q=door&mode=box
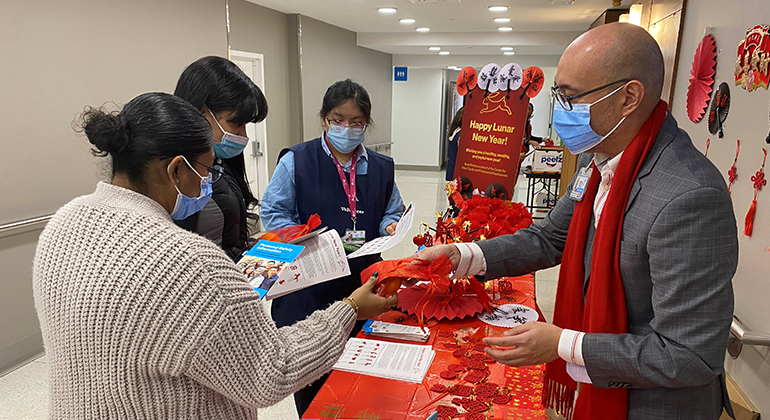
[229,50,269,200]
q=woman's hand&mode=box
[529,140,541,149]
[348,274,399,320]
[386,222,398,235]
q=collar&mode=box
[594,151,623,177]
[321,132,368,170]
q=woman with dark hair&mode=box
[260,79,405,415]
[446,107,463,181]
[174,56,267,260]
[33,92,402,419]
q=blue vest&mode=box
[271,138,395,328]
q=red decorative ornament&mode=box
[735,25,770,92]
[728,140,741,193]
[745,148,767,236]
[412,234,427,246]
[705,138,711,157]
[688,34,717,123]
[457,66,478,96]
[258,213,321,243]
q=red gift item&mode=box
[475,383,499,397]
[440,370,458,380]
[466,413,488,420]
[436,405,458,419]
[451,397,464,405]
[464,371,487,384]
[258,213,321,243]
[448,364,465,372]
[482,357,496,364]
[475,394,494,403]
[492,393,512,405]
[452,348,467,358]
[469,360,488,371]
[450,384,473,397]
[462,400,490,413]
[443,343,461,349]
[469,353,487,361]
[460,358,473,368]
[430,383,448,393]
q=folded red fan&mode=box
[258,213,322,243]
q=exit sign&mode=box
[394,67,408,81]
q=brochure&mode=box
[347,203,414,259]
[236,240,304,299]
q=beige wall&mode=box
[670,0,770,413]
[0,0,226,373]
[229,0,292,175]
[293,16,393,145]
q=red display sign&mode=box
[453,88,530,200]
[735,24,770,92]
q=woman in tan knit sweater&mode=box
[33,92,400,419]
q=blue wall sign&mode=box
[394,67,408,81]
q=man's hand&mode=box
[482,322,563,367]
[415,244,460,271]
[386,222,398,235]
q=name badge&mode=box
[342,229,366,252]
[569,167,592,201]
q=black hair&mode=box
[448,107,464,135]
[319,79,373,124]
[79,92,212,191]
[174,56,268,221]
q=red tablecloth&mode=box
[303,275,548,420]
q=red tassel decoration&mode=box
[728,140,740,194]
[745,148,767,236]
[705,138,711,157]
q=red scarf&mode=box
[544,101,668,420]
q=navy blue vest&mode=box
[271,138,396,328]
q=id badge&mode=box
[569,167,592,201]
[343,229,366,252]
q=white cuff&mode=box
[453,242,487,278]
[557,329,586,366]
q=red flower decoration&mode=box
[752,170,767,190]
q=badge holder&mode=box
[569,166,592,201]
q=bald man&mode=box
[419,23,737,420]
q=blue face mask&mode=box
[168,156,213,220]
[210,109,249,159]
[326,127,365,154]
[552,85,627,155]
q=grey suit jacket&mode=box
[477,114,738,420]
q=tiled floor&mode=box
[0,169,560,420]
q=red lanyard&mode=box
[327,138,358,227]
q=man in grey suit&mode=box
[420,23,737,419]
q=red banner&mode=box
[454,87,530,200]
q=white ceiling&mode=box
[246,0,631,59]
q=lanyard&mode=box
[327,138,358,228]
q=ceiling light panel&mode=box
[488,6,509,12]
[378,7,397,14]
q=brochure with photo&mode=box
[236,241,305,299]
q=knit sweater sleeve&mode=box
[186,255,356,409]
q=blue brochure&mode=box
[235,240,305,299]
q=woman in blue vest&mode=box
[260,79,405,416]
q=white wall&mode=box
[670,0,770,413]
[391,68,444,167]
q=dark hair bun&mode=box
[79,107,130,157]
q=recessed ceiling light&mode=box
[504,51,516,55]
[416,27,431,32]
[498,26,513,32]
[429,46,441,51]
[551,0,575,4]
[447,66,459,70]
[494,18,511,23]
[439,51,450,55]
[500,47,513,51]
[399,18,416,24]
[488,6,509,12]
[378,7,397,14]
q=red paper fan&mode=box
[457,66,478,96]
[687,34,717,123]
[397,283,484,320]
[520,66,545,99]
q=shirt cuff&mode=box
[453,242,487,278]
[557,329,586,366]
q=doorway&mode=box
[229,50,269,200]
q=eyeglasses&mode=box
[193,160,225,183]
[326,118,368,135]
[551,79,631,111]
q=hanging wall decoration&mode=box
[705,138,711,157]
[766,100,770,144]
[687,34,717,123]
[728,140,741,193]
[735,25,770,92]
[456,66,478,97]
[708,82,731,138]
[745,148,767,237]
